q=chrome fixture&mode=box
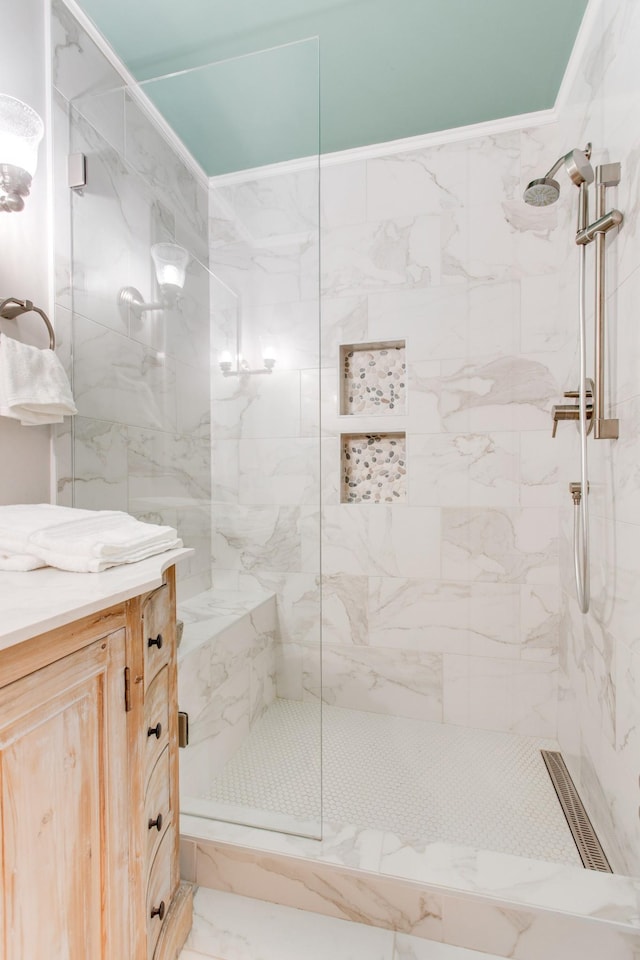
[218,346,277,377]
[522,145,594,209]
[551,380,594,437]
[524,144,623,614]
[0,94,44,212]
[0,297,55,349]
[119,243,189,318]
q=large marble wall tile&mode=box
[321,296,368,366]
[322,505,441,578]
[51,0,123,102]
[194,841,443,940]
[164,254,212,370]
[212,369,301,440]
[368,287,468,362]
[443,655,557,737]
[73,314,178,431]
[212,438,239,504]
[519,585,560,663]
[52,89,72,311]
[436,354,559,433]
[70,110,150,337]
[520,272,579,355]
[467,281,520,359]
[322,574,369,646]
[321,160,367,228]
[72,417,128,511]
[368,579,470,655]
[211,170,319,245]
[176,360,210,438]
[303,367,339,437]
[124,93,206,241]
[469,129,521,199]
[240,298,320,372]
[519,431,560,508]
[442,507,558,585]
[366,144,468,221]
[405,361,443,435]
[127,426,210,506]
[409,432,519,508]
[321,216,442,298]
[210,234,315,308]
[306,644,442,720]
[213,505,302,573]
[237,571,321,645]
[238,438,320,506]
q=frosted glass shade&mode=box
[0,94,44,177]
[151,243,189,290]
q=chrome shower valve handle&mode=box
[551,382,594,437]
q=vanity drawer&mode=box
[144,666,169,786]
[144,747,171,869]
[142,582,171,688]
[146,826,174,960]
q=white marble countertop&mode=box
[0,547,193,653]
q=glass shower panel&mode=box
[138,39,322,838]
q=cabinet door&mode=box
[0,630,129,960]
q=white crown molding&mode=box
[209,108,560,187]
[58,0,208,188]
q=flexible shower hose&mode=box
[574,242,590,614]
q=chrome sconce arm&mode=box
[219,356,276,377]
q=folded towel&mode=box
[0,551,46,571]
[0,333,77,426]
[0,504,182,573]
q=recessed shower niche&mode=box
[340,340,406,416]
[340,340,407,503]
[341,432,407,503]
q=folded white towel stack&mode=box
[0,333,78,425]
[0,504,183,573]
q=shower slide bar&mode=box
[575,162,623,440]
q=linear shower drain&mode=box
[541,750,612,872]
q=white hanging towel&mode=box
[0,333,77,425]
[0,504,183,573]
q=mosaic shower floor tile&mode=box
[201,699,581,867]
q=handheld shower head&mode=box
[523,145,594,206]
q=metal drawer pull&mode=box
[148,813,163,832]
[148,633,163,649]
[150,901,165,921]
[147,723,162,739]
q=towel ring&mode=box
[0,298,55,350]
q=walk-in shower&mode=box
[524,145,623,614]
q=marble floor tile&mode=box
[185,887,395,960]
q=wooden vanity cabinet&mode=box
[0,564,192,960]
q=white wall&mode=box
[0,0,53,504]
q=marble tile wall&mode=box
[551,0,640,878]
[51,0,211,598]
[178,591,277,798]
[210,113,566,734]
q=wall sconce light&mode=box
[218,345,277,377]
[0,94,44,213]
[119,243,189,318]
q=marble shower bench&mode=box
[177,588,277,811]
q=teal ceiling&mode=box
[76,0,589,176]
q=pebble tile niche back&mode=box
[340,341,407,504]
